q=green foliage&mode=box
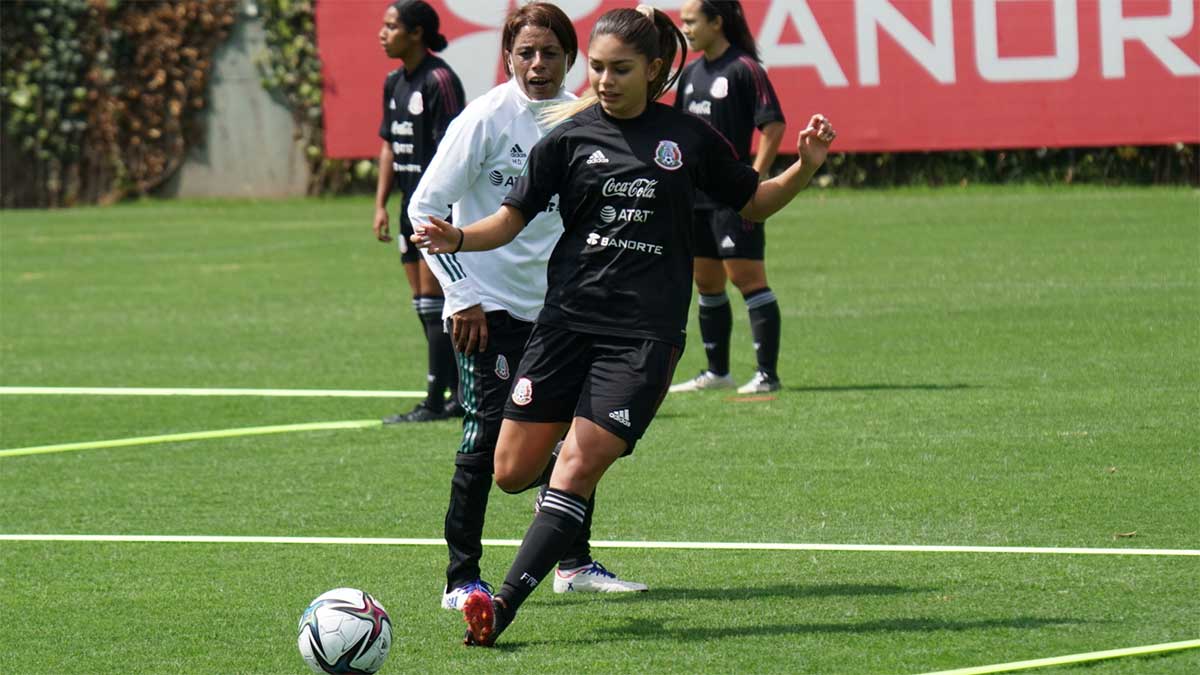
[0,0,237,207]
[822,145,1199,187]
[257,0,372,194]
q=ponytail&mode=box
[699,0,759,62]
[637,5,687,102]
[391,0,448,52]
[539,6,688,128]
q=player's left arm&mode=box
[427,67,465,145]
[752,121,785,179]
[745,59,787,179]
[740,114,836,223]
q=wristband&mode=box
[449,227,465,254]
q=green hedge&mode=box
[0,0,237,207]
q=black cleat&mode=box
[383,402,447,424]
[443,397,465,418]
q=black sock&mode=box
[444,465,492,589]
[744,287,781,379]
[496,488,588,617]
[558,491,594,570]
[418,296,452,410]
[698,291,732,376]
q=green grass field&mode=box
[1,187,1197,674]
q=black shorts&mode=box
[502,323,682,453]
[454,311,534,470]
[396,206,420,264]
[692,207,765,260]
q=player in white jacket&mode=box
[408,2,646,612]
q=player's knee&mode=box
[493,459,536,493]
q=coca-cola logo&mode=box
[601,178,657,199]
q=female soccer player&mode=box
[670,0,789,395]
[373,0,465,423]
[407,1,645,612]
[412,5,836,646]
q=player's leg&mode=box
[466,418,627,646]
[725,218,781,393]
[415,257,457,413]
[465,337,677,645]
[441,313,532,610]
[384,207,448,422]
[670,210,735,392]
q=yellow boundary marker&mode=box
[0,420,382,458]
[0,386,424,398]
[915,638,1200,674]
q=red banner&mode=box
[317,0,1200,158]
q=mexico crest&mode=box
[654,140,683,171]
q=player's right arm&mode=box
[374,141,395,242]
[413,206,527,254]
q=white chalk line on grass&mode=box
[1,534,1196,556]
[0,386,425,398]
[914,638,1200,675]
[0,420,382,458]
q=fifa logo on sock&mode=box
[520,573,539,588]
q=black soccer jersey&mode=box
[674,47,785,163]
[502,102,759,347]
[378,54,465,200]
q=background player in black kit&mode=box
[412,5,836,647]
[373,0,465,423]
[671,0,789,395]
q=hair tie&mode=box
[635,4,655,20]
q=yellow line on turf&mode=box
[0,420,382,458]
[915,638,1200,675]
[0,386,425,398]
[0,535,1196,556]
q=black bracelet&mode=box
[449,227,465,254]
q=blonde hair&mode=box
[538,5,687,128]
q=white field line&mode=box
[1,534,1197,556]
[0,386,424,398]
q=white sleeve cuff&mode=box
[442,276,484,317]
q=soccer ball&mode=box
[297,588,392,674]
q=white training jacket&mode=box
[408,78,573,322]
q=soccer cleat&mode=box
[382,401,446,424]
[462,590,508,647]
[553,561,648,593]
[441,579,493,611]
[668,370,736,393]
[443,397,466,418]
[737,371,782,394]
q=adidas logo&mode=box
[720,235,736,250]
[586,149,609,165]
[608,408,631,427]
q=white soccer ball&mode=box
[297,588,392,674]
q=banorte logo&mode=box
[438,0,603,100]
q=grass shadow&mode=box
[542,582,926,605]
[789,383,976,393]
[510,615,1087,648]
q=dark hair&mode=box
[698,0,759,62]
[591,6,687,102]
[501,2,578,76]
[390,0,448,52]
